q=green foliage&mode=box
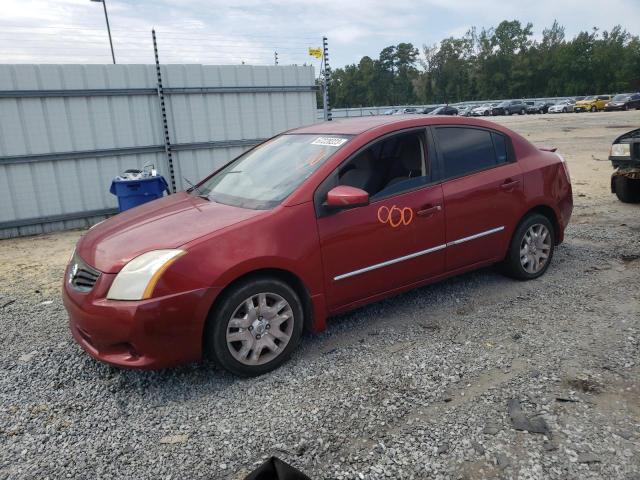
[326,21,640,108]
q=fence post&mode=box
[322,36,332,121]
[152,29,176,193]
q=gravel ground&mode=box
[1,111,639,479]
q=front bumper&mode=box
[604,104,625,111]
[574,105,595,112]
[63,268,220,369]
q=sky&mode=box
[1,0,639,68]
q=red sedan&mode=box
[63,116,573,376]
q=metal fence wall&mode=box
[0,64,318,239]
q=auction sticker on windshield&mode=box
[311,137,348,147]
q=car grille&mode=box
[68,254,101,292]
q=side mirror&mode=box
[325,185,369,209]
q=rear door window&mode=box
[435,127,510,179]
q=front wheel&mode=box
[562,108,567,113]
[502,214,555,280]
[614,176,640,203]
[591,106,597,112]
[520,109,525,115]
[205,277,304,376]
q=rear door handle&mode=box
[417,205,442,217]
[500,179,520,190]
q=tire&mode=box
[502,213,555,280]
[614,176,640,203]
[624,104,629,111]
[591,106,597,112]
[204,277,304,376]
[520,109,525,115]
[562,108,567,113]
[483,111,489,116]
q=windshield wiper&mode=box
[184,177,209,200]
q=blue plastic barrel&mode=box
[109,175,169,212]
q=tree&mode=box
[327,21,640,108]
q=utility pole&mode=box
[274,51,278,66]
[322,36,332,121]
[90,0,116,64]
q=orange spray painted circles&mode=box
[377,205,413,227]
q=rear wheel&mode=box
[205,277,304,376]
[614,176,640,203]
[502,214,555,280]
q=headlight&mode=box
[610,143,631,157]
[107,249,185,300]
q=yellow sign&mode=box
[308,47,323,59]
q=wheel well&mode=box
[522,205,560,244]
[206,268,314,335]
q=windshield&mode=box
[613,94,630,101]
[198,134,350,209]
[583,96,596,100]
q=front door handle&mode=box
[417,205,442,217]
[500,179,520,191]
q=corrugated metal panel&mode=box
[0,64,318,238]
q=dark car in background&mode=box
[526,102,547,114]
[610,128,640,203]
[604,93,640,111]
[419,106,439,114]
[394,107,419,115]
[428,105,458,116]
[492,100,526,115]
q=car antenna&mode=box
[184,177,209,199]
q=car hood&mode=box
[576,100,594,104]
[77,192,266,273]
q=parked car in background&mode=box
[382,109,397,115]
[604,93,640,111]
[457,104,479,116]
[394,107,419,115]
[609,127,640,203]
[492,100,526,115]
[419,106,439,114]
[428,105,458,116]
[575,95,612,112]
[526,102,547,114]
[470,103,496,116]
[548,99,575,114]
[63,115,573,376]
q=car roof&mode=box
[289,115,498,136]
[289,116,420,135]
